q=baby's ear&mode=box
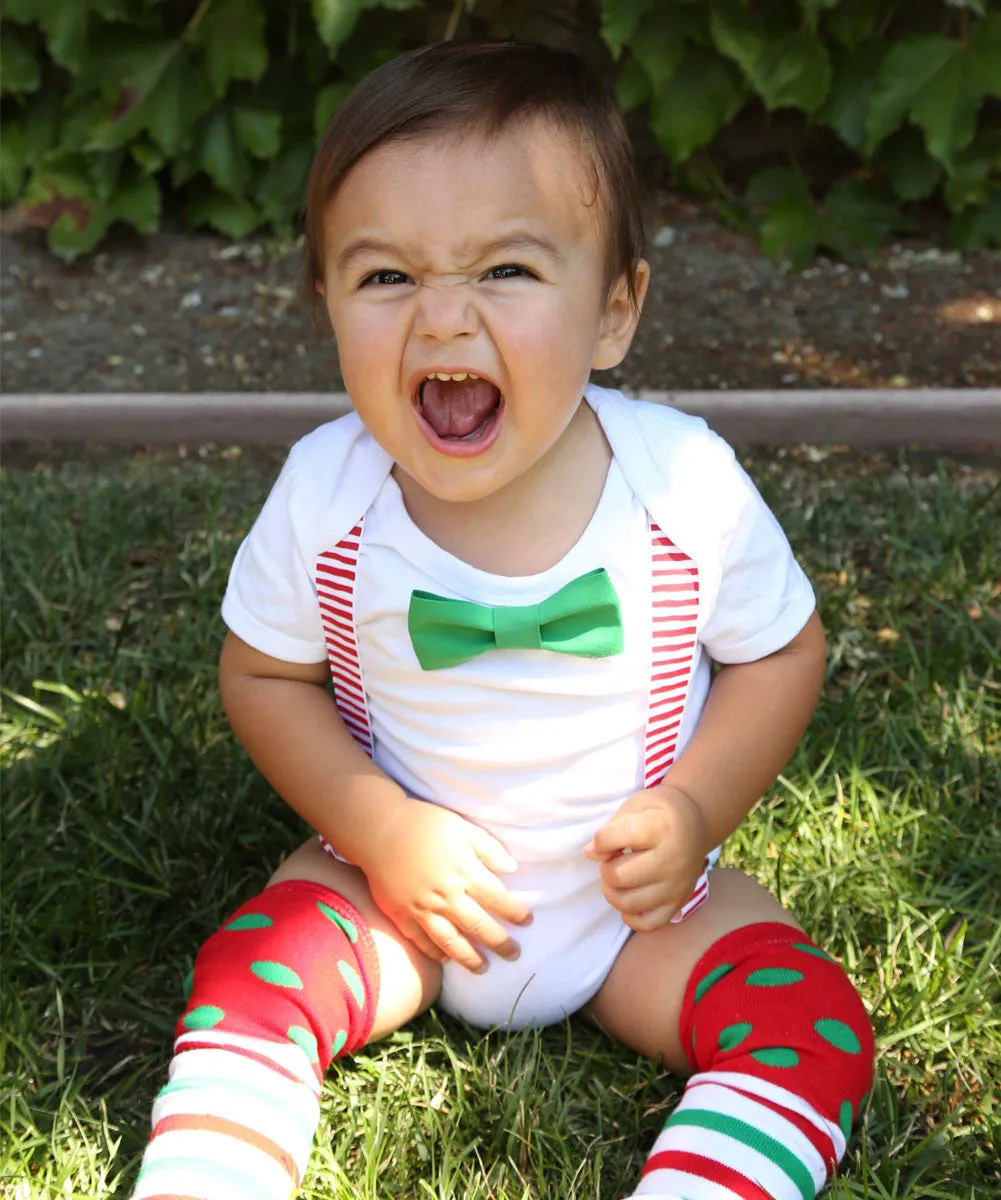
[592,259,650,371]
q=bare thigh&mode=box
[268,838,442,1042]
[588,868,801,1075]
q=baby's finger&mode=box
[402,920,448,964]
[421,912,486,974]
[600,847,660,891]
[590,813,657,858]
[468,871,533,926]
[451,896,521,962]
[622,903,678,933]
[467,823,519,875]
[603,881,671,917]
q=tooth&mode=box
[451,372,468,381]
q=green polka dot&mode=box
[250,960,303,989]
[750,1046,799,1068]
[718,1022,753,1051]
[746,967,804,987]
[792,942,834,962]
[815,1018,862,1054]
[182,1005,225,1030]
[224,913,274,931]
[839,1099,854,1139]
[338,960,366,1009]
[331,1029,348,1057]
[286,1025,319,1063]
[694,963,734,1003]
[317,901,358,943]
[182,968,194,1000]
[859,1090,869,1111]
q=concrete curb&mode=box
[2,389,1000,447]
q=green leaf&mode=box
[20,161,109,260]
[944,131,1001,212]
[615,56,653,115]
[753,32,831,113]
[746,166,810,209]
[967,12,1001,99]
[759,192,821,266]
[650,47,744,166]
[199,107,248,195]
[234,106,281,160]
[194,0,268,98]
[255,142,312,225]
[825,0,878,48]
[910,54,981,168]
[630,6,690,89]
[0,121,26,206]
[865,36,962,155]
[822,179,904,254]
[187,185,262,239]
[797,0,839,32]
[601,0,659,58]
[1,25,41,94]
[710,0,768,79]
[22,88,61,167]
[142,50,214,157]
[949,189,1001,248]
[130,137,167,175]
[817,40,885,151]
[38,2,89,73]
[314,80,352,137]
[113,166,160,232]
[311,0,366,54]
[876,127,940,201]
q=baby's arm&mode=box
[587,611,827,929]
[219,631,531,970]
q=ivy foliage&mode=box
[1,0,999,261]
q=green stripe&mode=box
[338,959,366,1009]
[666,1109,815,1200]
[136,1156,280,1200]
[317,900,358,942]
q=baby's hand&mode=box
[583,786,710,932]
[361,798,532,973]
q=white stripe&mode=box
[174,1030,320,1091]
[132,1161,266,1200]
[647,1124,803,1200]
[630,1166,745,1200]
[676,1082,827,1188]
[690,1071,846,1161]
[142,1127,294,1197]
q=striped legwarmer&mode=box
[631,922,874,1199]
[132,880,379,1200]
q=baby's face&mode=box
[319,118,647,503]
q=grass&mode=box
[1,442,999,1199]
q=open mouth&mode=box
[414,372,504,457]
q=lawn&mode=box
[1,442,998,1199]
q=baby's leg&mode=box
[589,869,874,1200]
[132,839,441,1200]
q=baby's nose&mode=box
[414,279,479,341]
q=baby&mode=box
[132,40,874,1200]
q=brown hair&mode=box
[304,40,646,315]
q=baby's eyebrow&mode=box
[335,233,565,277]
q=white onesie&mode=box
[221,385,816,1029]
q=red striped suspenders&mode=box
[315,521,374,756]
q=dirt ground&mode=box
[2,192,999,395]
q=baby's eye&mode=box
[484,264,536,280]
[360,269,411,287]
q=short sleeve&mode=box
[221,445,327,663]
[697,446,815,665]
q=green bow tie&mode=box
[407,567,623,671]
